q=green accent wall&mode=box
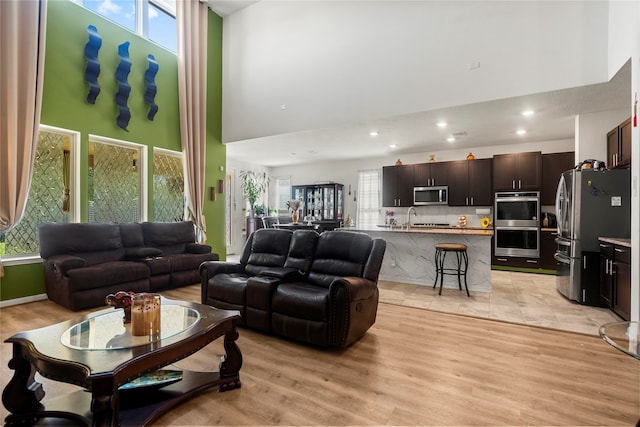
[1,1,225,302]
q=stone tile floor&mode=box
[378,270,622,336]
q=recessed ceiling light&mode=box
[437,121,447,128]
[369,131,379,137]
[389,144,397,148]
[516,129,527,135]
[521,110,534,116]
[447,137,455,142]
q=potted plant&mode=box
[239,170,269,217]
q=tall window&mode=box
[88,135,147,223]
[275,177,291,213]
[152,148,184,222]
[0,126,79,258]
[78,0,177,52]
[356,169,381,229]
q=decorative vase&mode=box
[292,210,299,224]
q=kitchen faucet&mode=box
[406,206,417,229]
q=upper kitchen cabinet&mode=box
[492,151,542,191]
[414,162,449,187]
[448,158,493,206]
[607,117,631,169]
[382,165,414,207]
[541,152,574,205]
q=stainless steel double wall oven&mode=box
[494,191,540,258]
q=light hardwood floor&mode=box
[1,283,638,426]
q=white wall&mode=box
[607,0,640,322]
[223,1,609,143]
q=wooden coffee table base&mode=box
[3,301,242,427]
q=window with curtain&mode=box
[0,126,79,258]
[152,148,184,222]
[88,136,147,223]
[356,169,381,229]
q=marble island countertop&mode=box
[344,225,493,236]
[350,225,492,292]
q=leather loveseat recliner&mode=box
[200,228,386,347]
[38,221,218,311]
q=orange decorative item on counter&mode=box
[466,152,475,160]
[395,159,402,165]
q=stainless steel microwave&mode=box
[413,186,448,205]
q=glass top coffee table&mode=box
[3,297,242,427]
[599,321,640,360]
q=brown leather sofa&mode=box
[200,228,386,347]
[38,221,218,311]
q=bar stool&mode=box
[433,243,469,296]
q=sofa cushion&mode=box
[245,229,292,276]
[307,231,373,288]
[208,273,249,305]
[272,282,329,321]
[168,253,218,272]
[142,221,196,254]
[67,261,149,291]
[119,222,145,247]
[284,230,319,273]
[38,222,124,264]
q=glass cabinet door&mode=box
[323,187,335,220]
[337,186,343,220]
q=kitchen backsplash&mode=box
[381,205,493,227]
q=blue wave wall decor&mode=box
[84,25,102,104]
[144,54,159,120]
[115,41,132,131]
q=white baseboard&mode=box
[0,293,48,308]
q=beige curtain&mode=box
[176,0,208,243]
[0,0,48,277]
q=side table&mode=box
[599,321,639,427]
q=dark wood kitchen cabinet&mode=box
[599,239,631,320]
[448,158,493,206]
[414,162,449,187]
[383,165,414,207]
[607,117,631,169]
[541,152,574,205]
[540,229,557,270]
[493,151,542,191]
[599,241,614,308]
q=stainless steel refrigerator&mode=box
[555,168,631,305]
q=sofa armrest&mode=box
[330,276,378,301]
[46,255,87,276]
[125,247,162,260]
[199,261,243,281]
[259,267,304,280]
[186,243,212,254]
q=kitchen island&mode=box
[347,226,493,293]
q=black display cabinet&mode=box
[291,183,344,232]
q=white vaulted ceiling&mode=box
[209,1,630,167]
